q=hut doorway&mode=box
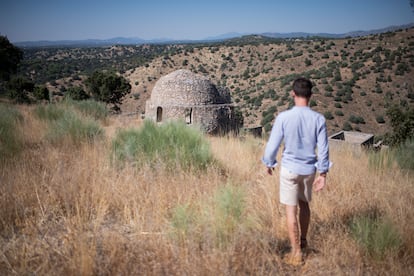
[185,108,193,124]
[156,107,163,122]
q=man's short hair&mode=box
[293,77,313,98]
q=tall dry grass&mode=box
[1,105,413,275]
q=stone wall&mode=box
[145,69,241,135]
[145,101,239,134]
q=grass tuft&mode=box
[170,204,197,242]
[0,103,24,159]
[349,214,403,260]
[393,139,414,171]
[168,183,248,249]
[34,104,66,121]
[212,183,246,247]
[369,140,414,172]
[111,120,214,171]
[65,99,109,122]
[34,103,104,145]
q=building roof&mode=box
[329,131,374,144]
[150,69,230,107]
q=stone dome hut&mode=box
[145,69,241,134]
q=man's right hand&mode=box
[267,167,274,175]
[313,175,326,192]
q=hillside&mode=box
[21,27,414,136]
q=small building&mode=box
[145,69,241,135]
[244,126,263,138]
[329,131,375,150]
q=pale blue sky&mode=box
[1,0,413,42]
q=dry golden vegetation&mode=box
[1,103,413,275]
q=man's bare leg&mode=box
[299,200,310,249]
[285,204,302,264]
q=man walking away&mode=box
[262,77,330,266]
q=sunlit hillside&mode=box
[1,103,413,275]
[21,27,414,136]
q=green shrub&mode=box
[393,139,414,171]
[261,112,275,128]
[324,111,334,120]
[168,183,251,249]
[35,104,103,145]
[343,122,353,131]
[335,110,344,116]
[65,86,89,101]
[368,150,395,171]
[213,184,246,246]
[67,99,108,121]
[170,204,196,241]
[34,104,66,121]
[47,111,103,145]
[375,115,385,124]
[349,115,365,124]
[0,104,23,159]
[111,120,213,171]
[349,214,402,260]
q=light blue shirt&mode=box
[262,106,330,175]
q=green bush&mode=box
[349,214,402,260]
[349,115,365,124]
[261,112,275,128]
[324,111,334,120]
[393,139,414,171]
[168,183,251,249]
[111,120,214,171]
[66,99,108,121]
[385,105,414,146]
[213,184,246,246]
[368,150,395,171]
[375,115,385,124]
[47,111,103,145]
[65,86,89,101]
[335,110,344,116]
[170,204,196,241]
[34,104,66,121]
[34,104,103,145]
[343,122,353,131]
[0,104,23,159]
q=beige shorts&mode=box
[280,167,316,206]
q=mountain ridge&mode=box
[14,23,414,47]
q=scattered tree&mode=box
[85,71,131,112]
[385,105,414,146]
[66,86,89,101]
[33,85,50,102]
[6,76,34,103]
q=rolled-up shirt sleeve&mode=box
[262,116,283,168]
[316,118,330,173]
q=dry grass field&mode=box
[1,104,413,275]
